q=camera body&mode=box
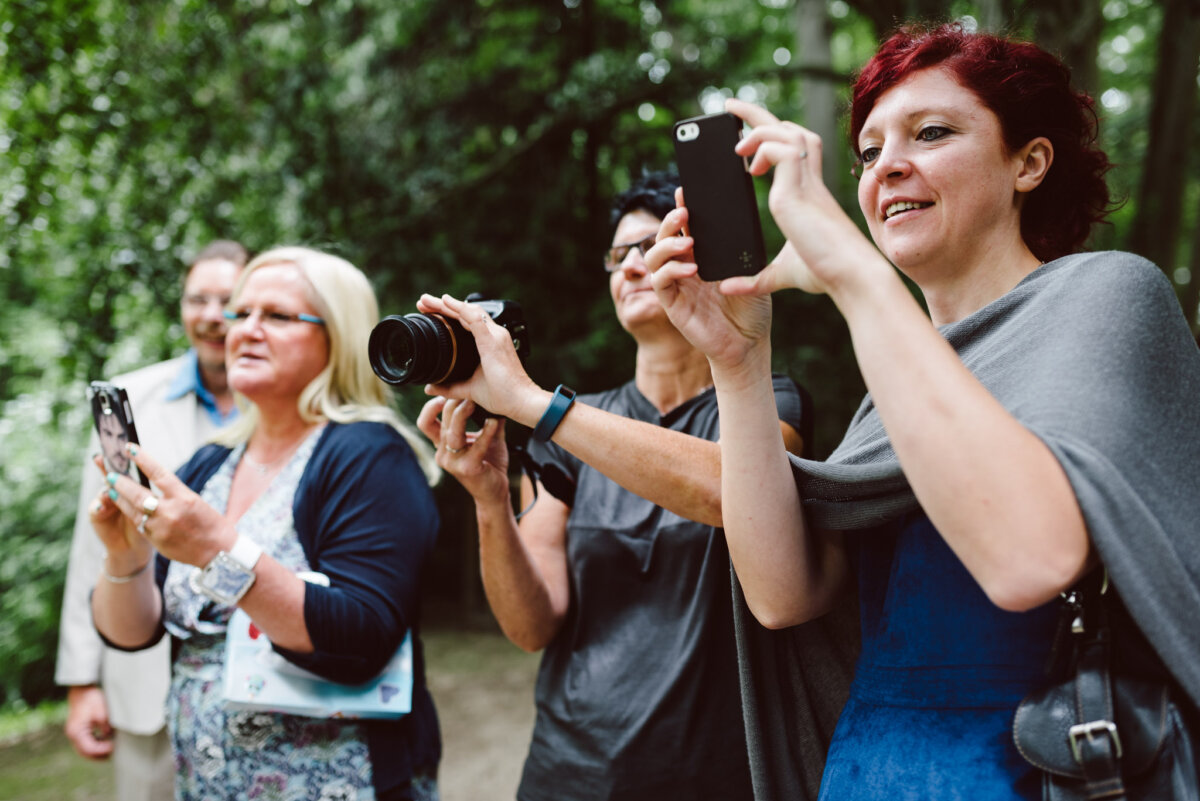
[368,294,530,387]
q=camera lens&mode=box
[368,313,480,386]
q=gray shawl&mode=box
[736,251,1200,801]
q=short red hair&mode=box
[850,23,1113,262]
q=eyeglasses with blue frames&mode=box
[222,308,326,328]
[604,233,658,272]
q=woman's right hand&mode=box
[416,397,512,508]
[416,294,544,424]
[644,190,773,375]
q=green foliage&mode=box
[0,361,87,709]
[0,700,67,747]
[0,0,1192,710]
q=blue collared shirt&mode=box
[165,349,239,427]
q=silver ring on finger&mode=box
[446,445,465,454]
[798,150,808,159]
[137,513,150,534]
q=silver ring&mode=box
[137,513,149,534]
[446,445,465,454]
[140,495,159,515]
[798,150,808,159]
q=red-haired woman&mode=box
[648,22,1200,800]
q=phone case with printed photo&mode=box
[88,381,150,488]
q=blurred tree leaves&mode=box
[1,0,1196,708]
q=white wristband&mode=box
[227,535,263,572]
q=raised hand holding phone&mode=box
[643,190,773,377]
[724,98,883,298]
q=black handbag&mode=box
[1012,570,1199,800]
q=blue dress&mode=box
[818,513,1059,801]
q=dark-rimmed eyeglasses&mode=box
[222,308,326,328]
[604,234,658,272]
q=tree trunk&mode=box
[795,0,845,197]
[973,0,1009,31]
[1177,196,1200,333]
[1029,0,1103,97]
[1126,0,1200,280]
[848,0,958,39]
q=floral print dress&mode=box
[162,430,376,801]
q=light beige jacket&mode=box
[55,355,228,734]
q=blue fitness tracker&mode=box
[532,384,577,442]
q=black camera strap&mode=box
[509,442,541,521]
[508,440,576,520]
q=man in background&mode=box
[55,239,248,801]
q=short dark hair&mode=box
[609,170,681,238]
[850,23,1113,262]
[188,239,250,273]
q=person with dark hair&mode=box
[647,22,1200,801]
[96,408,133,477]
[415,170,818,800]
[57,240,249,801]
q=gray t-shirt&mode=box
[518,376,808,801]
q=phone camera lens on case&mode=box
[676,122,700,142]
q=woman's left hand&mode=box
[104,444,236,568]
[417,397,511,506]
[725,98,890,303]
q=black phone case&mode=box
[88,380,150,488]
[673,112,766,281]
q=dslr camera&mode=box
[368,294,530,387]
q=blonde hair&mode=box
[211,246,439,485]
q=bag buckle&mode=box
[1068,720,1123,763]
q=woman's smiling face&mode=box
[855,66,1029,279]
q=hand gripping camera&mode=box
[368,294,530,387]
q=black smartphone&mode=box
[672,112,767,281]
[88,381,150,488]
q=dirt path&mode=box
[427,627,540,800]
[0,626,541,801]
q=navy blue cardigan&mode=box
[163,421,440,794]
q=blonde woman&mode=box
[91,247,441,801]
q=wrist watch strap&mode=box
[532,384,576,442]
[227,535,263,571]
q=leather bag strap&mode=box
[1069,579,1126,800]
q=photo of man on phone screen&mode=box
[95,408,132,476]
